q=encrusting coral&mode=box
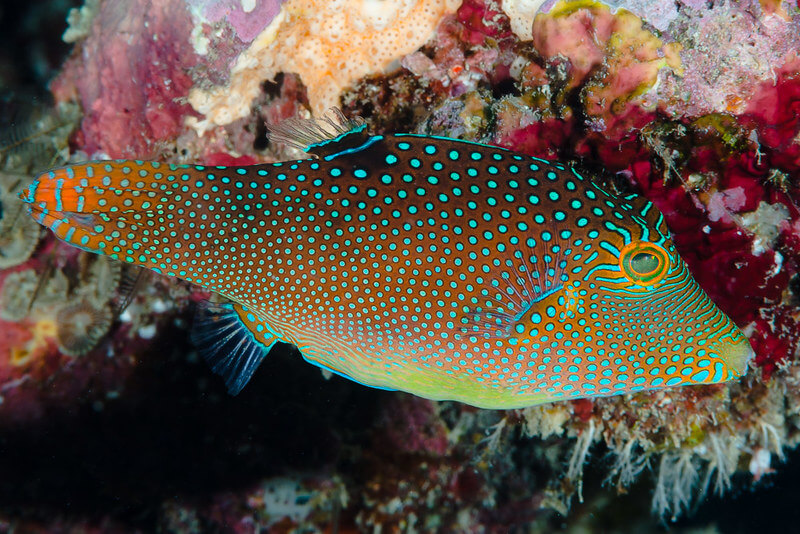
[0,181,40,270]
[55,299,113,356]
[187,0,464,131]
[0,100,78,268]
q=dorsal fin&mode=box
[267,107,375,159]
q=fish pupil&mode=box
[631,252,659,275]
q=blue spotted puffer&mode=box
[20,110,753,408]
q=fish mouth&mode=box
[717,337,755,379]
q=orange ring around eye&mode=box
[619,241,669,286]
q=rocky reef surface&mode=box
[2,0,800,531]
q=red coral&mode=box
[449,467,484,502]
[496,117,577,160]
[750,305,800,378]
[743,56,800,151]
[455,0,515,44]
[779,217,800,257]
[579,109,658,161]
[625,156,787,321]
[571,398,595,422]
[718,154,767,214]
[203,153,259,167]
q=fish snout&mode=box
[716,336,755,380]
[18,182,37,203]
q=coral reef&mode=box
[0,99,74,267]
[187,0,464,131]
[0,96,193,426]
[3,0,800,531]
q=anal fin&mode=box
[191,302,277,395]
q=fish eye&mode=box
[619,241,669,286]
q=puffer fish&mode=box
[20,110,753,409]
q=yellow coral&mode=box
[9,318,57,367]
[188,0,462,132]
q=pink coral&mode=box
[203,153,259,166]
[751,305,800,377]
[659,1,800,117]
[52,0,200,158]
[201,0,285,42]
